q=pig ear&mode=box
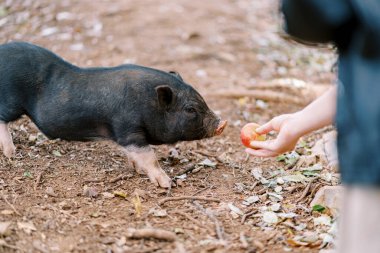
[155,85,173,108]
[169,71,183,81]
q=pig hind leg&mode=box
[124,146,171,188]
[0,122,16,158]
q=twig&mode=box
[192,185,213,196]
[248,181,259,191]
[171,210,214,234]
[158,196,220,205]
[192,150,218,158]
[109,174,132,183]
[124,247,161,253]
[34,162,51,190]
[166,185,172,197]
[241,208,258,224]
[255,187,267,195]
[1,193,21,216]
[173,163,196,178]
[83,179,103,184]
[296,179,316,203]
[126,228,177,241]
[308,183,322,205]
[193,201,224,240]
[0,241,23,251]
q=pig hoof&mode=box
[147,170,172,188]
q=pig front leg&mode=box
[124,146,172,188]
[0,122,16,158]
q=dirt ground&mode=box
[0,0,339,252]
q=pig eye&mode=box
[185,107,196,114]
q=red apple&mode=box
[240,123,266,148]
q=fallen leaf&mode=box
[268,192,283,201]
[17,221,37,234]
[1,210,14,215]
[113,191,127,199]
[278,212,297,219]
[287,238,309,247]
[23,170,33,178]
[0,222,11,235]
[132,194,142,218]
[242,195,259,206]
[52,150,62,157]
[312,204,326,212]
[263,211,278,224]
[149,208,167,217]
[313,215,332,226]
[274,186,283,193]
[251,167,269,184]
[276,151,300,166]
[198,158,217,168]
[228,203,244,216]
[270,203,281,212]
[282,174,308,183]
[299,232,319,243]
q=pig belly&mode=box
[35,120,112,141]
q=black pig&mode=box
[0,42,227,188]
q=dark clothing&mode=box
[282,0,380,185]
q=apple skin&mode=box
[240,123,266,148]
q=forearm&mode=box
[294,85,337,136]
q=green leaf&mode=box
[52,150,62,157]
[276,154,286,162]
[302,170,320,177]
[0,7,8,18]
[312,204,326,212]
[23,170,32,178]
[276,152,300,166]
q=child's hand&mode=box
[245,86,337,157]
[245,113,303,157]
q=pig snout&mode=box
[203,114,227,138]
[215,120,227,136]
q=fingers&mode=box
[245,148,279,157]
[255,121,274,135]
[249,139,275,150]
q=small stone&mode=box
[274,186,283,193]
[277,177,285,185]
[270,203,281,212]
[59,200,72,210]
[83,186,98,198]
[101,192,114,199]
[45,187,58,197]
